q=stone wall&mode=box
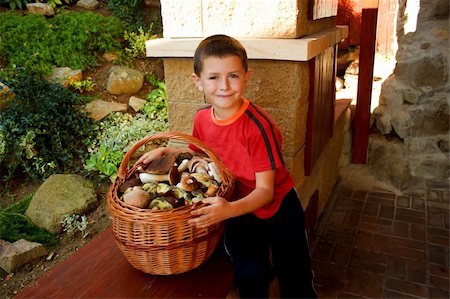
[372,0,449,186]
[165,59,310,193]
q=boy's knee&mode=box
[233,260,274,297]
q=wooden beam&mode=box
[352,8,378,163]
[146,26,348,62]
[16,227,234,298]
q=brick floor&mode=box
[310,179,450,298]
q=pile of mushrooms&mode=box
[120,152,222,210]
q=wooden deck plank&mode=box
[15,227,233,298]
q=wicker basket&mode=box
[107,131,235,275]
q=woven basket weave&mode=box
[107,131,235,275]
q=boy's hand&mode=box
[188,197,231,228]
[135,147,171,165]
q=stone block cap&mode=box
[146,26,348,62]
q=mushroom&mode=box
[168,165,181,186]
[149,197,174,210]
[156,183,171,195]
[177,159,190,172]
[179,175,200,192]
[190,173,215,187]
[205,181,220,197]
[142,182,158,193]
[122,186,151,208]
[175,152,193,165]
[142,155,176,174]
[139,172,169,183]
[119,176,142,193]
[208,162,222,184]
[172,187,190,200]
[188,156,209,174]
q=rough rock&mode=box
[77,0,99,10]
[0,240,11,252]
[84,99,128,121]
[103,52,118,62]
[47,67,83,87]
[371,1,449,183]
[26,3,54,16]
[0,239,48,273]
[25,174,97,234]
[129,96,147,112]
[106,66,144,95]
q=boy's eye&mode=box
[208,76,217,80]
[229,74,238,78]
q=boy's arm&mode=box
[228,169,275,216]
[188,170,275,228]
[135,146,197,165]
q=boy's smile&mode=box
[192,55,251,120]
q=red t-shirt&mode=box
[189,99,294,219]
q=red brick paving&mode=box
[310,179,450,298]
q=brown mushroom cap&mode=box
[123,188,151,208]
[168,165,181,186]
[180,175,200,192]
[143,155,176,174]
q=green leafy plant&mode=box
[124,26,157,59]
[0,0,30,10]
[0,11,125,76]
[44,0,74,8]
[143,75,168,121]
[84,76,169,181]
[107,0,162,33]
[85,144,124,180]
[0,193,58,246]
[85,111,168,181]
[107,0,142,24]
[61,214,88,235]
[0,70,95,182]
[69,77,95,93]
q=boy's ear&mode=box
[245,70,252,86]
[191,73,203,91]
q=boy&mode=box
[138,35,317,298]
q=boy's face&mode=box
[191,55,251,120]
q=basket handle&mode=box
[117,131,229,182]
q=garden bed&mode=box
[0,1,165,297]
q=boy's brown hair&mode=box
[193,35,248,76]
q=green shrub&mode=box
[143,74,168,121]
[69,77,95,93]
[85,76,168,180]
[107,0,142,25]
[0,0,30,10]
[85,112,168,181]
[124,26,157,59]
[44,0,74,8]
[0,193,58,246]
[107,0,162,33]
[0,11,125,76]
[0,71,95,182]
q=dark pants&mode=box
[223,188,317,299]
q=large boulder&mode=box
[106,66,144,95]
[25,174,97,234]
